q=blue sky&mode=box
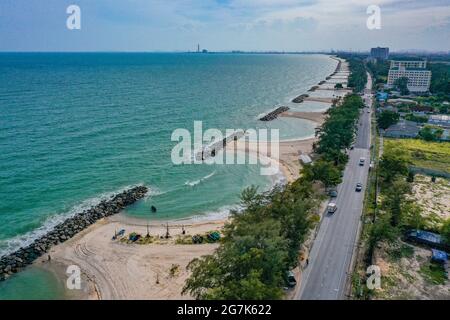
[0,0,449,52]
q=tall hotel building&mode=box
[370,47,389,60]
[387,60,431,93]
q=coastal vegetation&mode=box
[346,59,368,92]
[394,77,409,95]
[419,125,444,142]
[428,63,450,96]
[183,184,319,299]
[377,110,400,130]
[367,60,390,85]
[354,136,450,299]
[315,94,365,165]
[183,94,365,299]
[384,138,450,174]
[404,113,428,123]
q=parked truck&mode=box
[327,202,337,214]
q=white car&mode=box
[327,203,337,214]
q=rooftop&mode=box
[390,67,430,71]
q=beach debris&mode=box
[207,231,221,242]
[191,231,221,244]
[169,264,180,277]
[112,229,125,240]
[192,235,204,244]
[128,232,142,242]
[259,106,290,121]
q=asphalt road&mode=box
[296,73,373,300]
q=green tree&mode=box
[316,94,363,164]
[346,58,368,92]
[404,113,428,123]
[334,83,343,89]
[377,110,400,129]
[368,214,398,257]
[303,160,342,188]
[183,184,317,300]
[379,146,410,183]
[183,218,288,300]
[384,179,410,227]
[441,219,450,245]
[419,126,444,141]
[403,203,426,230]
[394,77,409,95]
[429,63,450,95]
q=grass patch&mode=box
[385,138,450,173]
[388,244,414,261]
[419,262,447,285]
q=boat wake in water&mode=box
[184,171,216,187]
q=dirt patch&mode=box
[372,241,449,300]
[408,175,450,229]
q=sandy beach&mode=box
[35,57,349,300]
[38,218,223,299]
[36,134,316,300]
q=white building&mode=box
[428,114,450,128]
[387,60,431,93]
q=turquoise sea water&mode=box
[0,53,336,298]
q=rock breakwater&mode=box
[0,185,148,281]
[259,106,290,121]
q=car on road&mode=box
[327,202,337,214]
[359,157,365,166]
[286,271,297,288]
[328,190,338,198]
[355,183,362,192]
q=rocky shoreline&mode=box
[259,106,290,121]
[0,185,148,281]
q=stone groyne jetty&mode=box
[195,130,246,161]
[259,106,290,121]
[292,94,309,104]
[0,185,148,281]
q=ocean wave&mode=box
[184,171,216,187]
[0,183,150,258]
[177,204,241,223]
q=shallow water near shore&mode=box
[0,53,336,298]
[0,266,66,300]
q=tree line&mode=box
[183,94,365,299]
[346,59,368,93]
[367,143,450,261]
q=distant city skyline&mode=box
[0,0,449,52]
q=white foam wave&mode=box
[184,171,216,187]
[0,184,150,258]
[177,204,241,223]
